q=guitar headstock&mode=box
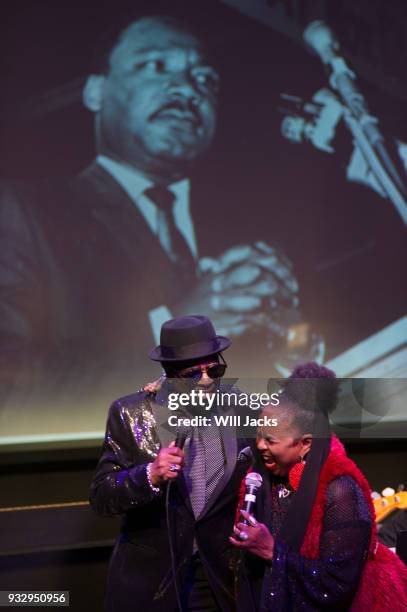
[373,486,407,523]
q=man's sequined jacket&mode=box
[90,387,253,612]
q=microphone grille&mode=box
[245,472,263,490]
[303,20,338,63]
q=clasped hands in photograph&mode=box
[178,241,299,339]
[176,241,324,367]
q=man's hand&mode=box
[229,509,275,561]
[176,241,324,368]
[177,241,299,339]
[149,441,185,485]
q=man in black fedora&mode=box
[90,315,253,612]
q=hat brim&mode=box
[149,335,231,362]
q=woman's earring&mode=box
[289,456,306,490]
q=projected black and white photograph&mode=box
[1,3,407,612]
[0,0,406,440]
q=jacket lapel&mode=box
[76,163,155,259]
[149,388,247,520]
[76,162,196,317]
[173,470,194,516]
[149,391,174,450]
[150,389,194,516]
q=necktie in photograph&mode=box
[144,185,196,280]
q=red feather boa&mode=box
[236,436,407,611]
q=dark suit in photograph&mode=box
[0,161,200,411]
[0,157,303,423]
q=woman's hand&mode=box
[229,509,275,561]
[141,373,166,394]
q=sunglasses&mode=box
[175,355,227,381]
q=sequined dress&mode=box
[262,474,372,611]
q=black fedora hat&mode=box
[149,315,231,362]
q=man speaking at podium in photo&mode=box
[0,12,304,419]
[90,315,253,611]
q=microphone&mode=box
[303,21,339,65]
[174,428,189,450]
[304,21,371,120]
[241,472,263,525]
[303,20,407,220]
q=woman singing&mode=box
[230,362,407,611]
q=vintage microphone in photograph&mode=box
[303,20,407,226]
